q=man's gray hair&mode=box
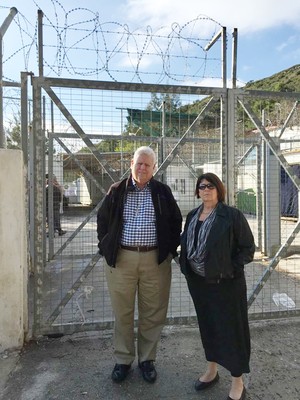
[133,146,157,164]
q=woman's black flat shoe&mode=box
[194,372,219,391]
[227,386,246,400]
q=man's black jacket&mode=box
[97,176,182,267]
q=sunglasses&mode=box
[198,183,215,190]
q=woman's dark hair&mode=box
[195,172,226,202]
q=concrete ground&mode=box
[1,317,300,400]
[2,210,299,400]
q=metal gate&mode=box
[1,5,299,338]
[29,76,300,337]
[237,89,300,315]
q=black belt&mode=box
[120,245,158,252]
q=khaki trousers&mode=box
[105,248,172,364]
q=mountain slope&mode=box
[245,64,300,92]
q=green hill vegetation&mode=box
[186,64,300,133]
[62,65,300,154]
[245,64,300,92]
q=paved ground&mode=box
[2,209,299,399]
[1,317,300,400]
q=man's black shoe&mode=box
[111,363,131,383]
[138,360,157,383]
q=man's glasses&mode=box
[198,183,215,190]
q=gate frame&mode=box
[30,77,300,336]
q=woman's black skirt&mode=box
[186,272,250,377]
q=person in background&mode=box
[97,146,182,384]
[46,174,67,236]
[179,172,255,400]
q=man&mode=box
[97,146,182,383]
[46,174,67,236]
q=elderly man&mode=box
[97,146,182,383]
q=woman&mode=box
[180,173,255,400]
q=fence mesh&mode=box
[1,5,299,335]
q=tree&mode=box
[6,114,21,149]
[6,112,50,152]
[146,93,181,111]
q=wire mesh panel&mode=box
[2,3,299,338]
[236,91,300,319]
[31,77,300,336]
[32,79,224,335]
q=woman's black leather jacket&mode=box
[179,202,255,280]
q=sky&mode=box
[1,0,300,87]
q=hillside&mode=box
[245,64,300,92]
[179,65,300,134]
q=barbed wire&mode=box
[1,1,226,84]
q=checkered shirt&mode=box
[121,180,157,246]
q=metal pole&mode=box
[256,140,263,250]
[0,7,18,148]
[160,100,166,182]
[21,72,29,165]
[120,108,123,175]
[226,89,236,206]
[38,10,44,77]
[221,27,227,89]
[262,110,267,254]
[231,28,238,89]
[31,76,44,335]
[48,101,54,259]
